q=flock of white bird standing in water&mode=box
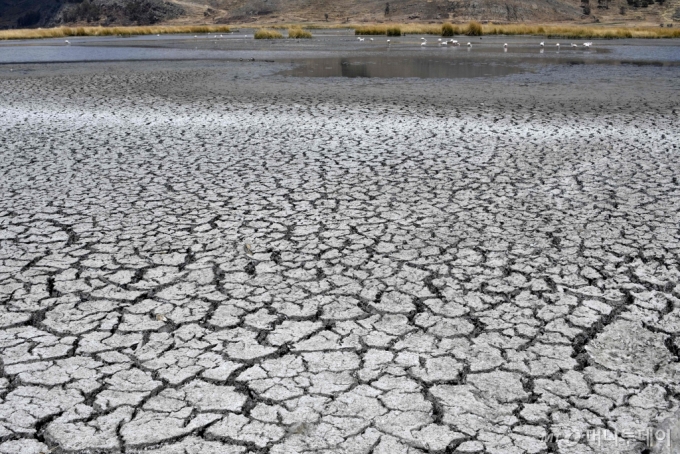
[358,36,594,50]
[63,34,594,51]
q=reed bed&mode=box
[354,25,389,35]
[483,23,680,38]
[386,26,402,36]
[270,24,338,30]
[0,24,232,40]
[355,23,442,35]
[254,28,283,39]
[466,21,483,36]
[287,27,312,39]
[354,21,679,38]
[354,21,481,36]
[441,23,459,37]
[3,21,678,42]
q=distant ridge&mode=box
[1,0,676,30]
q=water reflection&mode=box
[282,56,525,79]
[0,45,230,64]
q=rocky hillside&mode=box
[0,0,183,29]
[1,0,677,29]
[207,0,583,23]
[206,0,677,25]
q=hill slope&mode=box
[1,0,677,29]
[141,0,680,25]
[206,0,584,23]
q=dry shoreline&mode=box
[0,24,233,40]
[0,55,678,452]
[2,21,680,40]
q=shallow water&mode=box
[0,30,678,79]
[0,44,231,63]
[280,56,526,78]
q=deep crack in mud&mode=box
[0,48,678,454]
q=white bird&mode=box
[438,38,442,41]
[64,39,70,45]
[556,43,560,48]
[194,35,197,38]
[467,42,471,47]
[220,34,223,37]
[370,38,374,41]
[421,41,427,46]
[421,37,426,41]
[450,39,459,45]
[540,41,544,47]
[583,42,593,47]
[571,43,577,47]
[387,39,391,43]
[156,34,160,36]
[357,37,364,42]
[503,43,508,48]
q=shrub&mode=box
[254,28,283,39]
[3,23,679,41]
[355,25,402,35]
[355,25,386,35]
[465,21,483,36]
[386,26,401,36]
[442,22,457,36]
[288,27,312,38]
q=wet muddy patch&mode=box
[279,56,527,79]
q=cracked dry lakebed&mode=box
[0,31,679,454]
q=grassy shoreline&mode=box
[353,22,680,38]
[0,24,232,40]
[288,26,313,39]
[1,21,678,41]
[254,28,283,39]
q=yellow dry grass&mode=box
[354,21,679,38]
[3,21,678,41]
[254,28,283,39]
[269,23,333,30]
[386,26,402,36]
[288,27,312,38]
[483,23,680,38]
[466,21,483,36]
[355,23,442,35]
[0,25,232,40]
[441,23,459,37]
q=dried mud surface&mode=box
[0,55,679,454]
